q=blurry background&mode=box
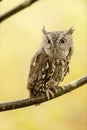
[0,0,87,130]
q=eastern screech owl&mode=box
[27,26,74,99]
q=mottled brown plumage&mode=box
[27,26,74,99]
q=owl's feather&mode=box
[27,27,74,98]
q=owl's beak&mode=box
[65,27,74,35]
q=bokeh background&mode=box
[0,0,87,130]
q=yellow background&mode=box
[0,0,87,130]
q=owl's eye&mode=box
[47,39,51,43]
[59,38,66,45]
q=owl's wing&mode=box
[27,49,42,87]
[27,49,53,96]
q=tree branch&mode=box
[0,75,87,112]
[0,0,39,23]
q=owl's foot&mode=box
[45,89,54,100]
[52,86,59,93]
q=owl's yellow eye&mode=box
[59,38,66,45]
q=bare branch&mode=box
[0,0,39,23]
[0,75,87,112]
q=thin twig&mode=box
[0,0,39,23]
[0,75,87,112]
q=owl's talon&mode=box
[55,88,58,93]
[45,89,54,100]
[53,87,58,93]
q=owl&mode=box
[27,26,74,99]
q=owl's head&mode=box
[41,26,74,59]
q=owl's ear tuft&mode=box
[42,26,48,35]
[65,27,74,35]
